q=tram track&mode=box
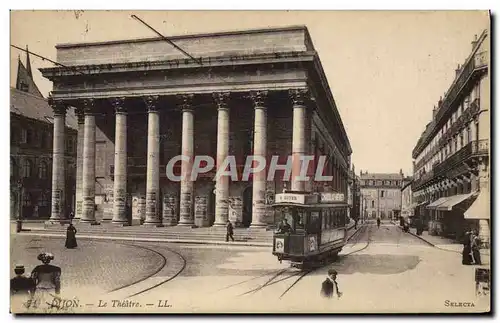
[234,224,374,299]
[105,242,187,299]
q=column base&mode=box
[162,220,178,227]
[212,222,227,227]
[142,222,164,228]
[177,221,195,227]
[79,220,100,226]
[44,220,71,228]
[130,218,143,226]
[250,222,267,228]
[111,220,130,227]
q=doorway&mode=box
[242,185,253,227]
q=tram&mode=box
[271,190,349,269]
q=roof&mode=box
[10,87,78,130]
[15,57,43,98]
[360,173,403,180]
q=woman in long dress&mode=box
[65,224,77,249]
[462,231,473,265]
[30,253,61,312]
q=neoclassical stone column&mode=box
[143,96,162,226]
[250,91,268,227]
[80,99,98,224]
[178,94,195,226]
[74,107,85,220]
[213,92,230,226]
[290,89,309,192]
[111,97,129,225]
[48,99,67,222]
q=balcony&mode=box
[411,169,434,191]
[433,139,488,177]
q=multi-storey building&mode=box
[401,178,413,223]
[347,165,361,221]
[359,170,405,220]
[10,51,78,220]
[411,30,490,245]
[38,26,353,228]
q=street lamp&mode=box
[16,179,23,232]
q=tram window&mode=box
[328,209,333,229]
[295,209,305,231]
[322,211,326,229]
[308,211,321,234]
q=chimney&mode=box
[471,34,478,50]
[359,169,362,177]
[455,64,461,78]
[432,105,437,119]
[438,96,443,108]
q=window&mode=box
[67,138,74,153]
[26,129,33,144]
[20,128,27,144]
[371,201,375,208]
[467,126,471,143]
[38,192,50,207]
[454,138,458,152]
[459,134,464,148]
[10,127,17,142]
[39,161,48,179]
[23,159,32,178]
[381,190,385,198]
[10,158,16,178]
[23,192,31,206]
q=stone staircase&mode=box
[18,222,274,244]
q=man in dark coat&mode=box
[471,230,482,265]
[226,220,235,242]
[320,269,342,299]
[277,218,292,234]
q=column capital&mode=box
[178,94,195,112]
[143,95,160,112]
[289,88,311,106]
[213,92,230,111]
[110,97,127,114]
[249,90,268,108]
[82,98,98,115]
[48,96,67,116]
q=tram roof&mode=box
[271,203,348,208]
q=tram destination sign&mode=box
[320,192,345,203]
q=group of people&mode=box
[462,229,482,265]
[10,252,62,308]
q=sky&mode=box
[9,10,490,176]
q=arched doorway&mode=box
[242,186,253,227]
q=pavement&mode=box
[390,221,490,263]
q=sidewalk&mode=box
[390,221,490,261]
[13,220,361,248]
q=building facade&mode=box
[359,170,405,220]
[39,26,352,228]
[10,52,78,220]
[347,165,361,221]
[400,179,413,222]
[411,30,490,245]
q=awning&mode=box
[426,197,449,210]
[436,192,478,211]
[465,190,489,220]
[415,201,429,208]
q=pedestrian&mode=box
[471,230,482,265]
[462,231,473,265]
[354,218,359,229]
[226,220,235,242]
[65,223,78,249]
[30,252,61,308]
[320,269,342,299]
[11,264,36,304]
[376,217,381,228]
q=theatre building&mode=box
[411,30,490,245]
[40,26,352,228]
